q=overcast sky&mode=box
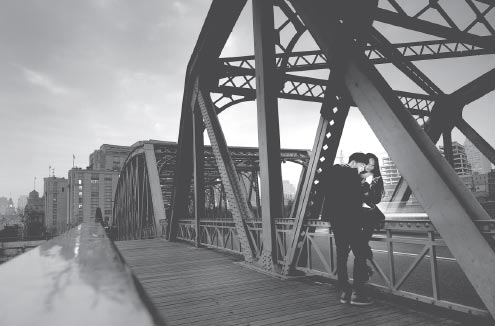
[1,0,494,204]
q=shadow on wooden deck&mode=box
[115,238,491,326]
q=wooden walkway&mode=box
[115,239,486,326]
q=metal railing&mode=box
[0,240,47,264]
[0,222,165,325]
[176,217,492,318]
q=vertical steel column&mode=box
[170,102,194,241]
[282,78,350,275]
[252,0,283,271]
[282,105,349,275]
[192,105,205,247]
[442,128,454,167]
[143,144,167,237]
[171,0,246,240]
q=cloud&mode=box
[21,67,71,94]
[1,0,493,205]
[0,0,211,200]
[173,2,189,16]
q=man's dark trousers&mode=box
[332,221,368,292]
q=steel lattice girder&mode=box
[178,0,495,317]
[112,146,158,240]
[283,79,351,275]
[214,65,434,123]
[219,40,494,71]
[209,0,494,131]
[169,0,248,242]
[196,81,257,262]
[119,139,309,211]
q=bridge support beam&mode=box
[288,0,495,318]
[457,118,495,166]
[252,0,283,271]
[283,78,350,275]
[143,144,167,237]
[169,103,193,241]
[192,104,205,247]
[196,83,256,263]
[442,125,455,166]
[170,0,247,241]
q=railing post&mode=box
[387,229,396,287]
[429,231,440,300]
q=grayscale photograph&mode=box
[0,0,494,325]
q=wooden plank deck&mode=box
[115,239,487,326]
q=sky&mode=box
[1,0,494,205]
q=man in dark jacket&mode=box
[322,152,372,305]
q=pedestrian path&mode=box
[115,238,489,326]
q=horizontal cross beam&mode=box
[375,8,495,51]
[215,67,434,115]
[219,39,495,72]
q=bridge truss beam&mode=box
[175,0,495,318]
[285,0,495,318]
[113,145,165,240]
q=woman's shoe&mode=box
[366,264,374,278]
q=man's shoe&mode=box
[350,292,373,306]
[340,289,351,304]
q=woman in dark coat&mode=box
[360,153,385,267]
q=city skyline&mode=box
[1,1,494,202]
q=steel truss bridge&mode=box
[110,0,495,321]
[112,140,309,240]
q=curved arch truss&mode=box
[112,142,168,240]
[113,152,156,240]
[113,140,309,242]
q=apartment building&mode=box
[67,168,119,225]
[43,177,68,235]
[89,144,131,171]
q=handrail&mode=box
[0,222,165,326]
[176,217,492,318]
[0,240,46,249]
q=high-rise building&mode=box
[68,143,131,227]
[24,190,45,238]
[459,174,475,192]
[439,141,472,176]
[44,177,68,235]
[89,144,132,171]
[282,180,296,197]
[17,195,28,214]
[381,157,401,199]
[282,180,296,206]
[67,168,120,226]
[0,197,15,216]
[488,170,495,199]
[464,138,492,174]
[473,173,489,195]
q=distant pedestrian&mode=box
[322,152,373,306]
